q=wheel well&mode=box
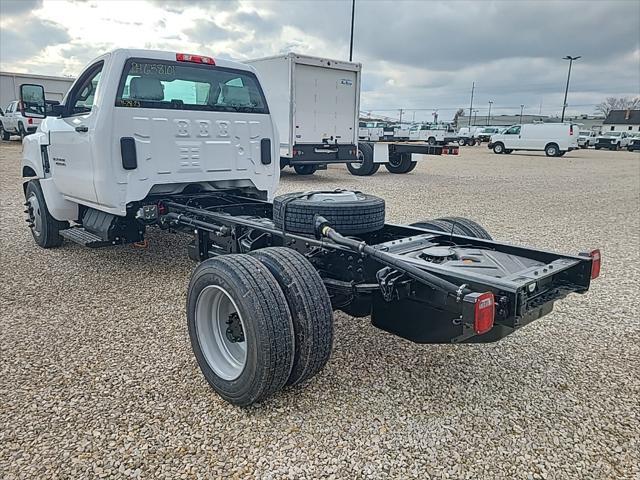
[545,142,559,150]
[23,166,37,177]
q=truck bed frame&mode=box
[153,191,594,345]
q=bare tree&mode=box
[452,108,465,127]
[595,96,640,117]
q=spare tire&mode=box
[273,190,385,235]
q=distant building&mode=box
[0,71,75,110]
[602,109,640,133]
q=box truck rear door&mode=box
[294,64,356,144]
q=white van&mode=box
[488,123,578,157]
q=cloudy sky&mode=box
[1,0,638,121]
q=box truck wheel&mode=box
[187,254,295,406]
[251,247,333,387]
[385,153,417,174]
[544,143,559,157]
[428,137,436,145]
[293,164,317,175]
[347,143,379,176]
[411,217,493,240]
[458,138,467,146]
[24,180,69,248]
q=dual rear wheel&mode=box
[187,248,333,406]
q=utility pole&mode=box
[561,55,581,122]
[468,81,475,127]
[349,0,356,61]
[399,108,403,124]
[520,104,525,124]
[487,100,493,126]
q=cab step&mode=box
[60,227,113,248]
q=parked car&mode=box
[627,133,640,152]
[475,126,503,143]
[488,123,578,157]
[456,126,484,146]
[594,131,630,150]
[0,100,43,140]
[577,130,598,148]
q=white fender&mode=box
[22,130,79,222]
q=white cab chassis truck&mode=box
[20,49,599,407]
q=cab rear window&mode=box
[115,58,269,114]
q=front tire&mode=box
[251,248,333,386]
[428,137,436,145]
[493,142,505,154]
[0,122,10,141]
[187,255,295,406]
[24,180,68,248]
[18,122,26,140]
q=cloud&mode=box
[1,0,637,119]
[183,18,242,45]
[0,0,43,16]
[0,17,70,63]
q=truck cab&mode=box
[21,49,278,242]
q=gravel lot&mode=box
[1,141,638,479]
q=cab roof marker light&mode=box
[176,53,215,65]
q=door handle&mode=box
[75,125,88,133]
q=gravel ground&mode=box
[1,141,638,479]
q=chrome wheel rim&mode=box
[195,285,247,381]
[27,193,42,238]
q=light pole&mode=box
[520,104,525,124]
[487,100,493,126]
[468,81,475,127]
[349,0,356,61]
[561,55,580,122]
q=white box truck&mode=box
[247,53,360,175]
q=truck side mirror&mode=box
[20,84,46,118]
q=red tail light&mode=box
[570,125,574,135]
[28,118,33,125]
[589,249,601,279]
[474,292,495,334]
[176,53,215,65]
